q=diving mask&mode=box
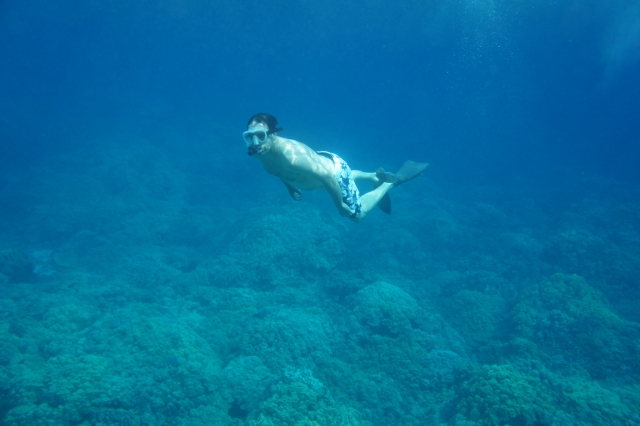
[243,127,270,146]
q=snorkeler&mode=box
[244,113,428,222]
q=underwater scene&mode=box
[0,1,639,425]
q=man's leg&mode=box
[346,168,391,220]
[358,182,393,216]
[351,170,378,183]
[348,170,390,219]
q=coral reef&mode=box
[249,382,370,426]
[353,281,421,338]
[451,364,554,425]
[0,142,639,425]
[509,273,639,381]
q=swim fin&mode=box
[376,161,429,187]
[373,178,392,214]
[378,192,392,214]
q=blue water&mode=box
[0,1,639,425]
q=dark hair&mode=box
[247,113,283,134]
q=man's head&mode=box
[244,113,283,156]
[247,113,283,134]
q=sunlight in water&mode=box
[603,2,640,86]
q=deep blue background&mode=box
[1,0,639,186]
[1,3,640,424]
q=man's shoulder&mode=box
[275,137,316,157]
[276,136,308,149]
[273,137,331,174]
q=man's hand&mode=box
[288,187,303,201]
[338,202,355,217]
[281,179,303,201]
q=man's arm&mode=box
[280,178,302,201]
[277,140,354,216]
[320,173,354,217]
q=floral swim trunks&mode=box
[317,151,363,218]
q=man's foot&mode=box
[375,167,394,185]
[376,161,429,187]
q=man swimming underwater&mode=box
[244,113,428,222]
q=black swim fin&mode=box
[378,192,392,214]
[373,176,392,214]
[377,161,429,187]
[374,161,428,214]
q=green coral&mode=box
[444,290,505,344]
[4,299,226,425]
[559,379,640,425]
[512,273,623,335]
[249,382,370,426]
[354,281,420,336]
[224,355,273,412]
[233,306,333,371]
[452,364,554,426]
[205,207,347,289]
[545,229,639,294]
[5,354,124,425]
[510,273,632,379]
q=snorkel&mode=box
[247,144,262,156]
[244,127,269,156]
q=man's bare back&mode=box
[257,137,333,191]
[243,113,428,221]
